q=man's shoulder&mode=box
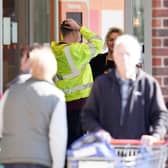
[26,79,65,101]
[138,69,155,81]
[136,69,159,87]
[53,86,65,101]
[92,53,107,61]
[7,73,31,88]
[51,41,59,47]
[95,71,113,84]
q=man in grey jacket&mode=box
[0,45,67,168]
[81,34,168,146]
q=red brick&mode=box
[152,58,161,66]
[164,77,168,85]
[162,87,168,95]
[152,48,168,56]
[153,0,161,7]
[152,29,168,37]
[152,9,168,17]
[164,0,168,7]
[152,39,161,46]
[164,39,168,46]
[164,58,168,65]
[155,77,162,85]
[164,97,168,104]
[152,19,161,27]
[153,67,168,76]
[163,19,168,27]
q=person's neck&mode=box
[63,35,74,44]
[32,75,53,83]
[116,68,136,81]
[106,52,113,61]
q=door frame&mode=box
[125,0,152,74]
[144,0,152,74]
[54,0,59,41]
[0,0,3,93]
[50,0,59,41]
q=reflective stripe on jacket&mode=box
[51,26,103,102]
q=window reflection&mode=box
[32,0,50,43]
[133,0,144,43]
[133,0,144,65]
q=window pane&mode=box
[133,0,144,64]
[133,0,144,43]
[33,0,50,43]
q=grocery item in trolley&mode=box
[67,133,121,168]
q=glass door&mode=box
[125,0,152,73]
[0,0,2,93]
[2,0,29,91]
[1,0,55,92]
[29,0,51,44]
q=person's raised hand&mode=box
[62,18,81,31]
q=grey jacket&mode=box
[0,78,65,167]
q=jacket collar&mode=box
[107,68,142,85]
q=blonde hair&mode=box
[29,45,57,80]
[105,27,123,42]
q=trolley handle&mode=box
[111,139,166,145]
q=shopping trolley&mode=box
[67,134,168,168]
[110,139,167,168]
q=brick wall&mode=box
[152,1,168,167]
[152,0,168,103]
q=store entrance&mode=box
[2,0,29,90]
[2,0,53,91]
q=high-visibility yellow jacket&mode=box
[51,26,103,102]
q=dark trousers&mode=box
[67,98,86,148]
[1,164,49,168]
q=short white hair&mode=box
[29,45,57,79]
[114,34,142,64]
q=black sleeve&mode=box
[148,79,168,139]
[81,79,102,132]
[90,58,97,80]
[90,53,106,80]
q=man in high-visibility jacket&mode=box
[51,18,103,147]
